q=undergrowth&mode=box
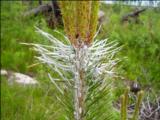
[1,1,160,120]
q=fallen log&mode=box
[24,3,53,17]
[24,2,105,22]
[24,2,105,28]
[121,8,146,23]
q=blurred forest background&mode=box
[1,1,160,120]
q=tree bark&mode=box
[39,0,42,5]
[24,3,53,17]
[121,8,146,23]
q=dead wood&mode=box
[121,8,146,23]
[24,3,53,17]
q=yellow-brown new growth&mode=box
[59,1,99,47]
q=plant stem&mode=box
[74,46,86,120]
[132,90,144,120]
[121,87,130,120]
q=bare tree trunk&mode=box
[51,0,62,25]
[39,0,42,5]
[52,0,61,20]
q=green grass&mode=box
[1,1,160,120]
[100,3,160,92]
[1,1,64,120]
[1,76,64,120]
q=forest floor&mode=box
[1,1,160,120]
